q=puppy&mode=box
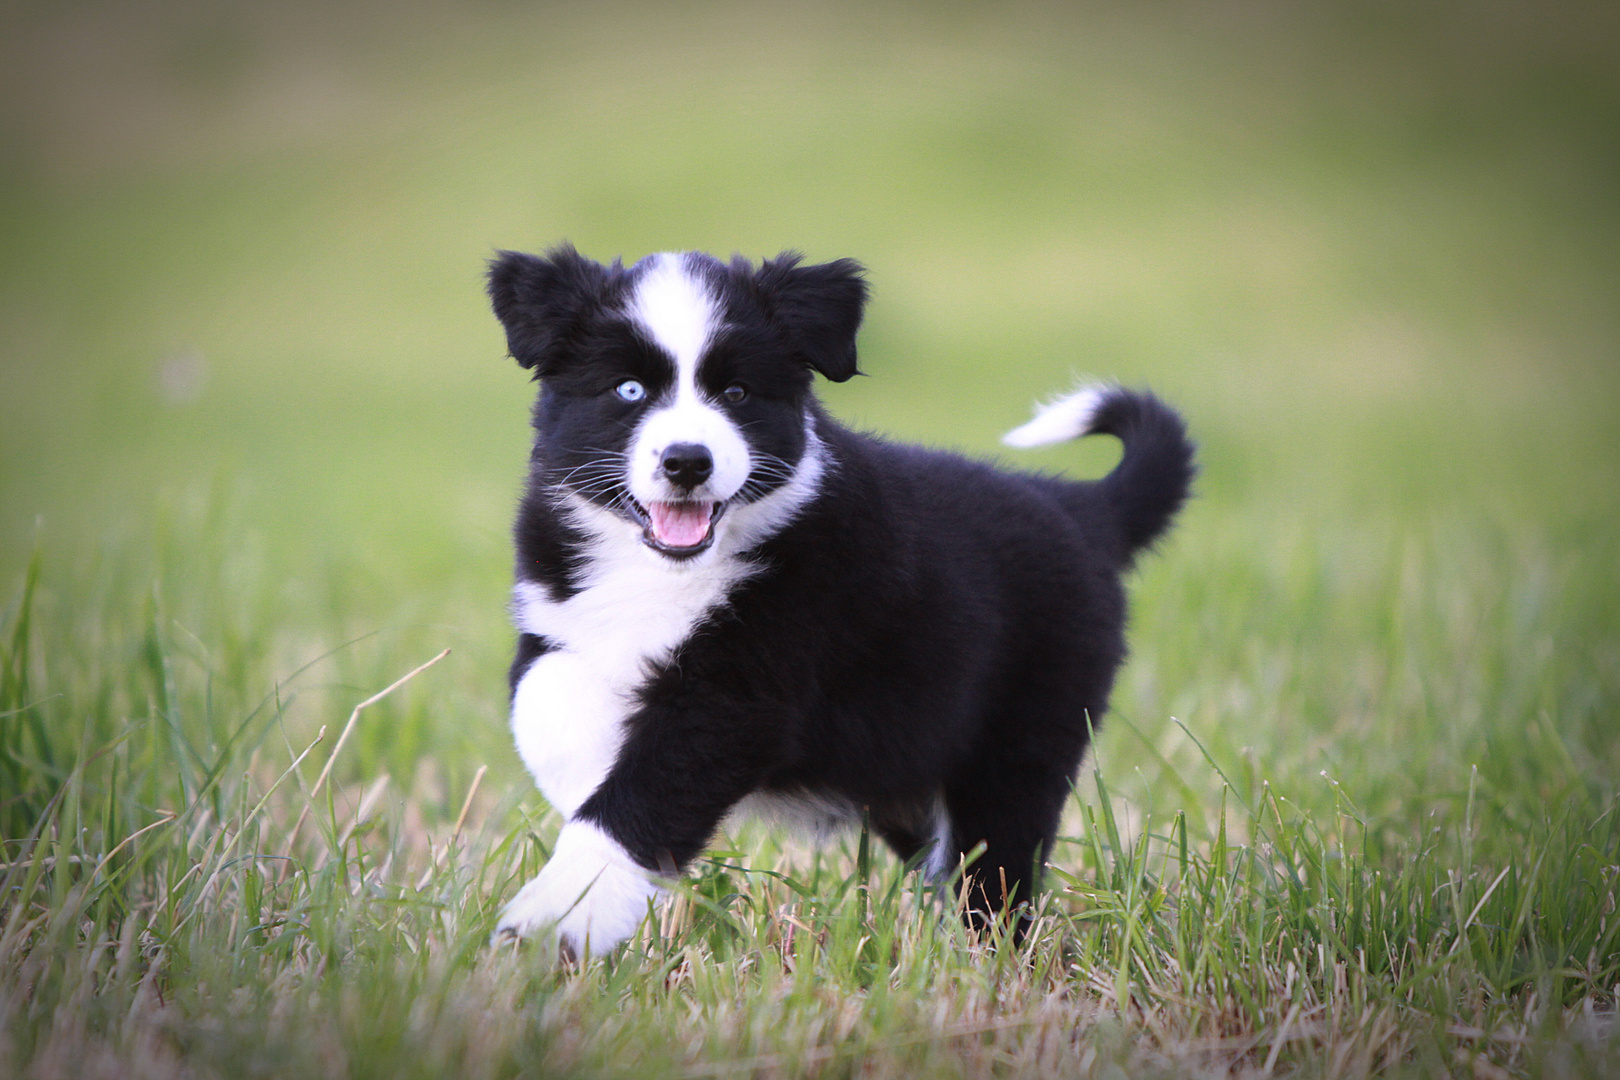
[487,246,1194,956]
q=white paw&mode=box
[492,820,663,958]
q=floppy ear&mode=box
[754,253,868,382]
[486,245,609,377]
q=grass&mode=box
[7,500,1616,1077]
[2,1,1618,1076]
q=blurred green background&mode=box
[2,0,1616,818]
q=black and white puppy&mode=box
[487,246,1194,955]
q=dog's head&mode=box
[489,246,867,560]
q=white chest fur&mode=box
[508,431,828,820]
[509,498,758,818]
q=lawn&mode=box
[2,2,1617,1076]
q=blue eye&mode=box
[615,380,646,403]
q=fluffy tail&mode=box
[1003,385,1195,561]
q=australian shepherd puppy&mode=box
[487,246,1194,957]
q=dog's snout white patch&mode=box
[625,254,751,509]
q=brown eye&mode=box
[722,384,747,403]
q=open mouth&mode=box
[625,498,728,559]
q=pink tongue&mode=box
[647,501,714,548]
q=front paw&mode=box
[492,820,663,958]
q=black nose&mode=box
[660,442,713,490]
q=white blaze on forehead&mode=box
[627,253,719,372]
[623,252,752,512]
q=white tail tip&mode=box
[1001,385,1110,448]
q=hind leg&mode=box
[941,772,1072,939]
[940,607,1119,938]
[939,690,1098,940]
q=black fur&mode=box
[491,246,1194,936]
